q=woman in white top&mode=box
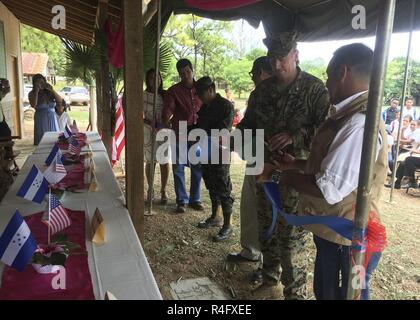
[400,119,418,151]
[55,100,72,131]
[143,68,169,204]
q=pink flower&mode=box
[35,244,64,257]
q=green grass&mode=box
[67,108,90,129]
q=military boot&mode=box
[197,201,222,229]
[213,199,233,242]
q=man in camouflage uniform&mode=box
[238,31,330,299]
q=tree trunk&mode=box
[89,85,97,132]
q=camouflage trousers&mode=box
[201,164,234,221]
[256,183,310,300]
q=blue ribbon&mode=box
[263,181,355,241]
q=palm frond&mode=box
[61,37,101,86]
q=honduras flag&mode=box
[0,210,37,272]
[17,165,48,204]
[64,124,73,139]
[45,143,60,166]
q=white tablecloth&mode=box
[0,132,162,300]
[32,132,106,154]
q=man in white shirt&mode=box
[402,97,417,120]
[267,43,387,299]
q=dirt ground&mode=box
[114,164,420,300]
[16,116,420,300]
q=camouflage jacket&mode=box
[239,67,330,213]
[239,67,330,160]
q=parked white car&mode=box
[60,86,90,105]
[23,84,32,106]
[23,84,34,120]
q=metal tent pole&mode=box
[389,0,416,202]
[346,0,396,300]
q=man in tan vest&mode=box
[227,56,272,263]
[267,43,388,299]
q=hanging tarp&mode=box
[156,0,420,41]
[185,0,261,11]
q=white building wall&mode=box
[0,1,24,137]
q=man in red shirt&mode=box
[162,59,204,213]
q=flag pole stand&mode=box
[48,188,51,245]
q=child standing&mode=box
[194,76,235,242]
[55,100,72,131]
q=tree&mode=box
[245,47,267,62]
[162,14,234,81]
[224,59,253,98]
[384,57,420,103]
[20,25,67,76]
[300,58,327,83]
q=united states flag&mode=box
[55,154,66,173]
[43,194,72,235]
[44,152,67,185]
[68,136,81,154]
[112,95,125,166]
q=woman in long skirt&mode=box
[29,74,61,145]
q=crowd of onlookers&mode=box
[382,97,420,189]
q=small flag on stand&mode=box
[17,165,48,204]
[42,194,72,235]
[68,136,81,154]
[71,120,79,134]
[64,124,73,139]
[45,144,61,166]
[0,210,38,272]
[44,154,67,185]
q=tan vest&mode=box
[299,92,388,246]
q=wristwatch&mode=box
[271,170,282,184]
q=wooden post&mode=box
[124,0,144,243]
[95,72,103,134]
[97,0,113,159]
[89,85,98,132]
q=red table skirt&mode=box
[0,210,95,300]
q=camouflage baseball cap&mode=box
[263,31,298,58]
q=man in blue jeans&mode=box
[162,59,203,213]
[268,43,387,299]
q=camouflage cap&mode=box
[263,31,298,58]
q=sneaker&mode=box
[174,204,186,213]
[401,181,418,189]
[188,202,204,211]
[385,182,400,189]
